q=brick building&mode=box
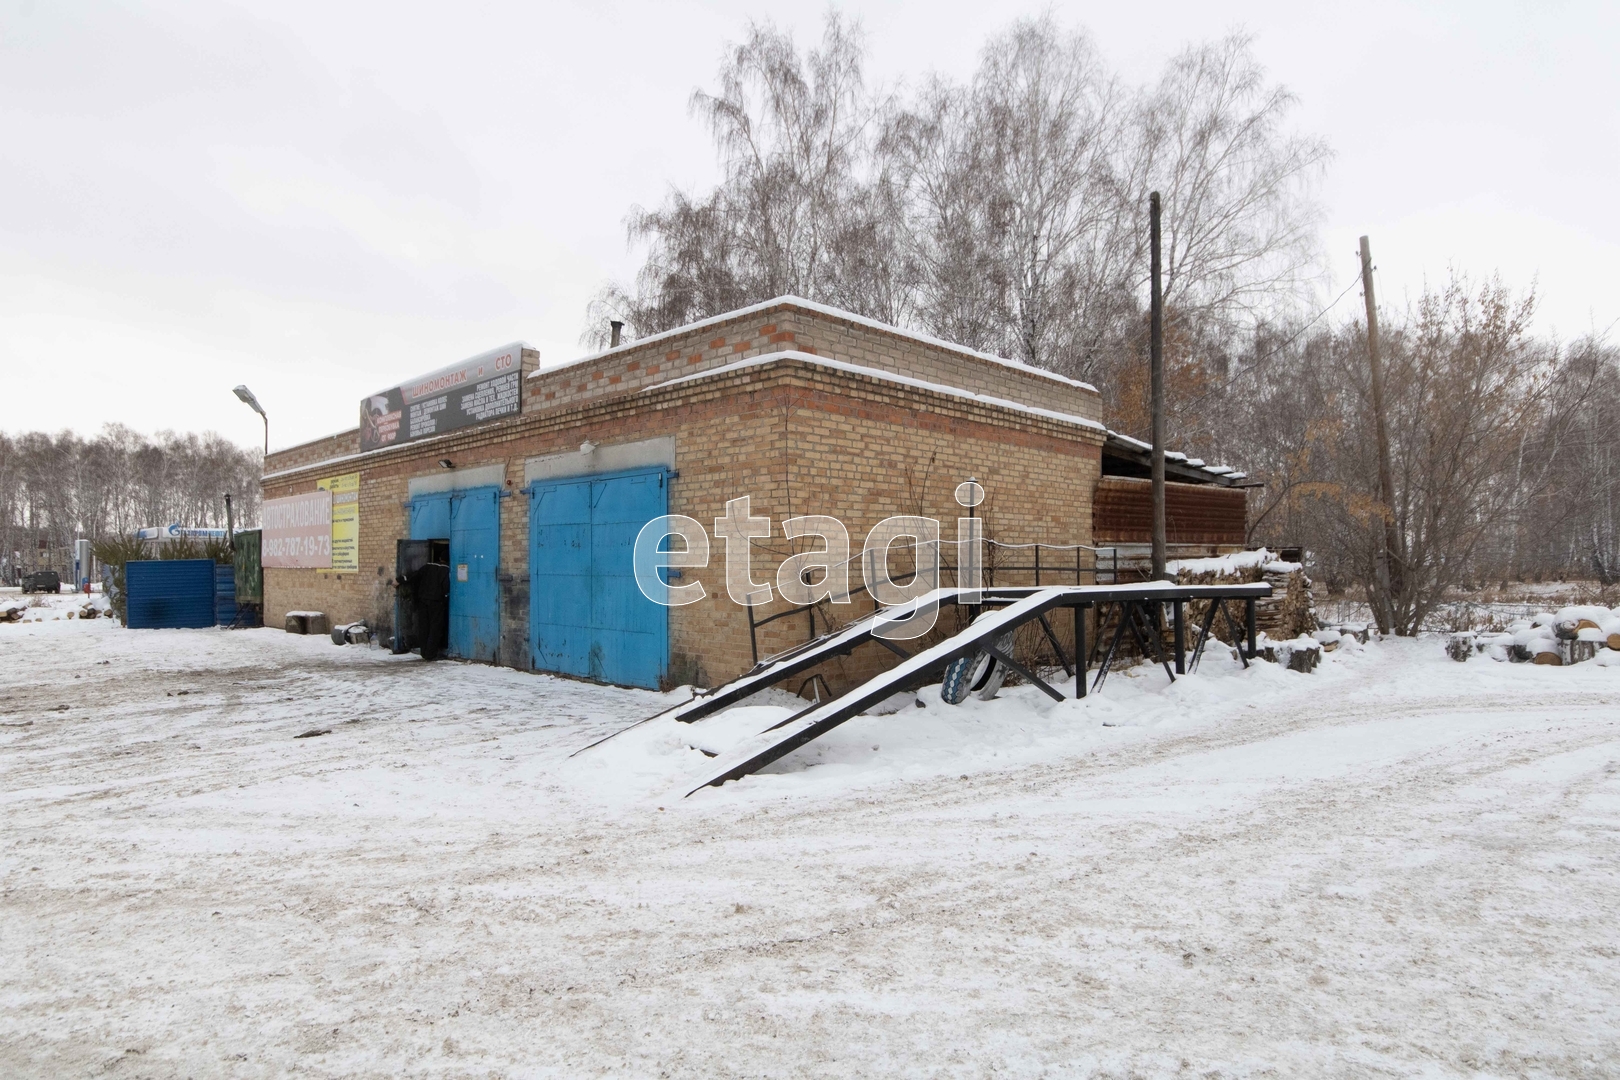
[260,297,1250,690]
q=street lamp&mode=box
[233,385,268,457]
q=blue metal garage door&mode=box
[126,559,216,629]
[408,487,501,662]
[528,468,668,689]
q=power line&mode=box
[1122,277,1363,441]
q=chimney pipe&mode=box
[609,320,624,348]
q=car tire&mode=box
[974,632,1017,701]
[941,650,993,705]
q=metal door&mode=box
[529,468,668,689]
[529,479,593,678]
[409,494,452,544]
[448,487,501,662]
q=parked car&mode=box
[22,570,61,593]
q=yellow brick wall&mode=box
[264,353,1100,691]
[660,364,1099,690]
[265,429,360,476]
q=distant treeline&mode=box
[0,425,261,579]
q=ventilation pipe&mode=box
[609,320,624,348]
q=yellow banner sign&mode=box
[317,472,360,573]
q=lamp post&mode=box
[233,385,268,457]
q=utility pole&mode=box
[1359,235,1399,631]
[1150,192,1167,580]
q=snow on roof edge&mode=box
[262,427,458,482]
[263,350,1104,483]
[642,351,1106,433]
[265,424,358,458]
[1103,428,1251,486]
[531,295,1099,395]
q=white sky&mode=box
[3,0,1616,452]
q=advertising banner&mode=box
[317,472,360,573]
[262,490,333,568]
[360,342,525,452]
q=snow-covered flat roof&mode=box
[533,294,1100,395]
[642,350,1106,434]
[1102,429,1251,486]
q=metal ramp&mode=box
[675,580,1271,795]
[569,588,971,757]
[671,588,970,724]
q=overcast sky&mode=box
[3,0,1616,452]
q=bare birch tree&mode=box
[592,13,1327,388]
[588,14,902,343]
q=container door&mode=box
[214,563,237,626]
[448,487,500,662]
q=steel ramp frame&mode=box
[682,581,1271,795]
[673,587,971,725]
[570,588,972,758]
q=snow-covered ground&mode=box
[3,614,1619,1077]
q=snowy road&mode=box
[3,605,1619,1077]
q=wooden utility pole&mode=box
[1359,235,1399,630]
[1150,192,1167,580]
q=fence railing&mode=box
[742,537,1119,665]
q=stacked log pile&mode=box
[1467,605,1620,666]
[1169,548,1318,643]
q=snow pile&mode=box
[1166,547,1300,576]
[1603,615,1620,649]
[569,633,1402,807]
[0,587,107,625]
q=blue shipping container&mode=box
[126,559,217,629]
[214,562,237,626]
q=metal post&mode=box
[1173,600,1185,675]
[1150,190,1167,582]
[1074,604,1086,698]
[1245,598,1257,659]
[747,601,760,666]
[1034,544,1041,586]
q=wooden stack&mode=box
[1172,551,1318,643]
[1484,606,1620,665]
